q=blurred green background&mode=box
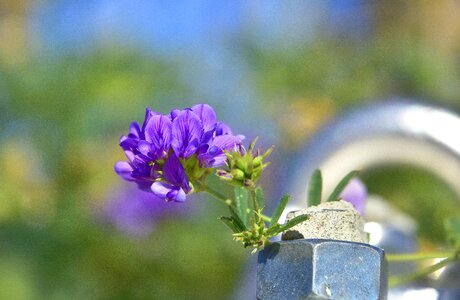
[1,1,460,299]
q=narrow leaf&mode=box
[308,169,323,207]
[270,193,289,227]
[229,206,247,231]
[444,217,460,248]
[266,224,281,235]
[326,170,360,202]
[218,217,241,233]
[234,186,249,226]
[255,187,264,209]
[275,214,310,234]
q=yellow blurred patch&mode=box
[277,98,336,149]
[0,139,55,223]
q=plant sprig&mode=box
[224,190,309,252]
[217,167,361,252]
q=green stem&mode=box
[260,214,271,223]
[250,188,260,223]
[201,184,272,222]
[250,188,259,212]
[389,256,457,288]
[202,185,232,206]
[387,251,454,262]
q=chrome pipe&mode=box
[285,99,460,219]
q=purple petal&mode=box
[151,181,173,199]
[151,182,186,202]
[340,178,367,215]
[138,140,152,156]
[141,107,156,134]
[207,155,228,168]
[144,114,172,158]
[216,170,233,179]
[192,104,217,133]
[215,122,232,136]
[170,109,181,120]
[197,135,242,168]
[210,134,242,151]
[131,153,151,167]
[114,161,134,181]
[163,153,191,192]
[171,110,203,158]
[167,187,186,202]
[195,144,209,156]
[124,149,135,162]
[200,129,215,144]
[119,136,138,150]
[129,122,142,138]
[130,155,154,179]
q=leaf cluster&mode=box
[219,187,307,252]
[219,169,360,252]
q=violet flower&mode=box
[197,134,243,168]
[340,178,367,215]
[192,103,217,133]
[151,153,191,202]
[103,185,192,237]
[171,109,203,159]
[115,104,243,202]
[143,114,172,159]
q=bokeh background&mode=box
[1,1,460,299]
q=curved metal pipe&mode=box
[285,99,460,218]
[238,99,460,299]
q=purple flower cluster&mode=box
[103,185,193,237]
[115,104,243,202]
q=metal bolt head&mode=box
[257,239,387,300]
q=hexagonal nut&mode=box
[257,239,387,300]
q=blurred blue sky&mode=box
[27,0,370,145]
[31,0,370,54]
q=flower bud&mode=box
[231,169,246,181]
[216,138,272,187]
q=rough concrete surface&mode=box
[282,200,367,243]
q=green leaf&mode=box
[255,187,264,209]
[266,224,281,235]
[229,206,247,231]
[444,217,460,248]
[218,217,241,233]
[234,187,249,226]
[326,170,360,202]
[308,169,323,207]
[270,193,289,227]
[275,214,310,234]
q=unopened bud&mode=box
[253,156,263,167]
[235,159,248,173]
[216,170,233,180]
[231,169,246,180]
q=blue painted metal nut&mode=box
[257,239,387,300]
